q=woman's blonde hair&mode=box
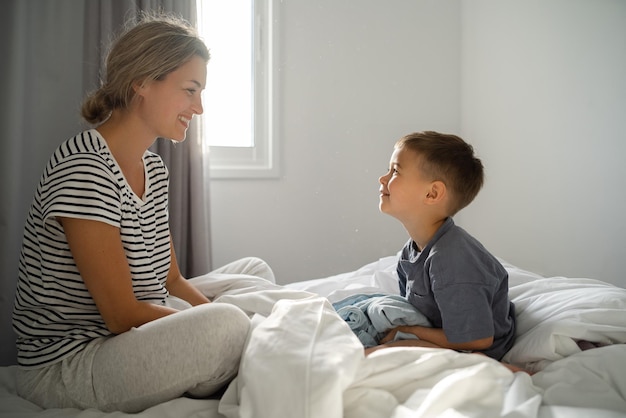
[81,12,210,125]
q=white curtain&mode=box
[0,0,212,366]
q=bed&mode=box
[2,255,625,417]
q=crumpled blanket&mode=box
[332,293,431,347]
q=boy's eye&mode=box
[186,89,196,95]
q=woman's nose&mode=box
[192,96,204,115]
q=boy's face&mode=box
[379,146,433,222]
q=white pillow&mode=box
[223,297,364,418]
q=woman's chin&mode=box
[164,133,187,143]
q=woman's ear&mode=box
[425,181,446,204]
[132,78,151,96]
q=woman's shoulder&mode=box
[41,130,121,189]
[50,130,111,168]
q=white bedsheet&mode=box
[1,256,626,417]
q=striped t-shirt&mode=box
[13,129,172,368]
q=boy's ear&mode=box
[425,181,446,204]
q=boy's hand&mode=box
[380,327,402,344]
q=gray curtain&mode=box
[0,0,212,366]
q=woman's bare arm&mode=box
[61,217,178,334]
[165,238,210,306]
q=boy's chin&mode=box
[378,202,391,214]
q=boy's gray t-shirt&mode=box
[397,217,516,360]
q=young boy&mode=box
[373,131,516,362]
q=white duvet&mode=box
[1,256,625,418]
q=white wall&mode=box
[210,0,626,288]
[210,0,462,283]
[459,0,626,286]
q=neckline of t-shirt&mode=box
[89,129,149,206]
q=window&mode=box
[197,0,279,179]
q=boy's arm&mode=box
[380,325,493,351]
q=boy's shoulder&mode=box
[431,222,506,276]
[436,220,491,254]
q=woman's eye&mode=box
[186,89,196,95]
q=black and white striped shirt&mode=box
[13,129,172,368]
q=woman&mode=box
[12,12,273,412]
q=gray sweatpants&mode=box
[16,257,275,413]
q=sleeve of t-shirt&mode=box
[428,254,496,343]
[397,243,411,297]
[397,263,407,296]
[433,282,495,343]
[40,153,122,229]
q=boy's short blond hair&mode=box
[396,131,484,215]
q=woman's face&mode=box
[136,54,207,142]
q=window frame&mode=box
[202,0,280,179]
